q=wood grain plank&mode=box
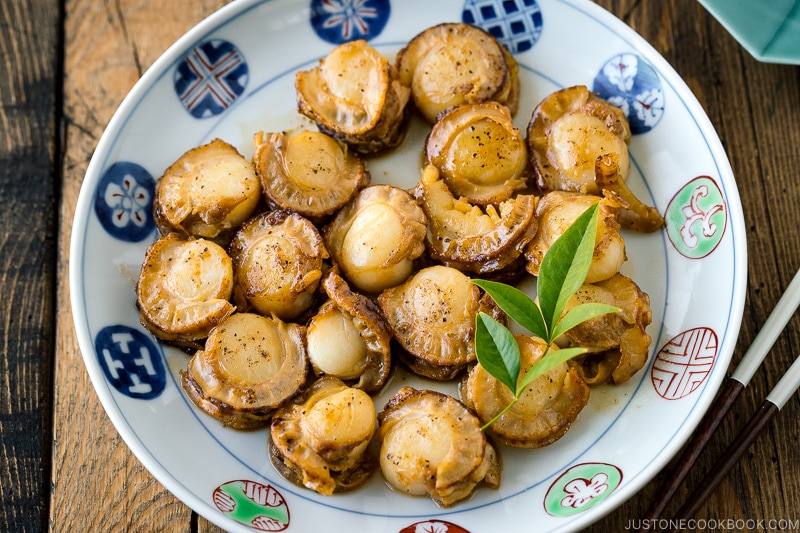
[0,0,60,531]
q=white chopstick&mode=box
[641,266,800,528]
[731,267,800,386]
[669,354,800,528]
[766,353,800,408]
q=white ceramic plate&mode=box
[70,1,747,531]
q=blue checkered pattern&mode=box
[462,0,544,53]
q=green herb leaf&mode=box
[552,302,621,340]
[471,202,617,431]
[472,279,547,339]
[475,312,520,393]
[517,346,588,392]
[537,202,600,339]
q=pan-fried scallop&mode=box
[253,130,370,222]
[376,387,501,507]
[462,334,590,448]
[426,102,528,205]
[136,233,235,351]
[594,152,664,233]
[296,39,410,154]
[562,273,653,385]
[377,265,503,380]
[414,165,537,275]
[154,138,261,243]
[306,272,392,392]
[527,85,630,195]
[270,376,377,496]
[322,185,427,294]
[229,210,328,321]
[524,190,626,283]
[181,312,308,429]
[396,22,519,123]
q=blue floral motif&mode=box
[592,53,664,134]
[310,0,390,44]
[94,161,156,242]
[174,39,249,118]
[462,0,544,53]
[95,325,166,399]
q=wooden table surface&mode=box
[3,0,800,531]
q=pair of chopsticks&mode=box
[638,268,800,531]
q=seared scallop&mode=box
[306,272,392,392]
[426,102,528,205]
[322,184,427,294]
[270,376,377,496]
[181,312,308,429]
[561,273,653,385]
[228,210,328,321]
[527,85,630,195]
[462,334,590,448]
[524,190,626,283]
[253,130,370,222]
[136,233,235,351]
[296,39,411,154]
[396,22,519,123]
[594,152,664,233]
[154,138,261,243]
[377,265,502,380]
[376,387,501,507]
[414,164,537,275]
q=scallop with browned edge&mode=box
[270,376,377,496]
[376,387,500,507]
[136,233,235,351]
[396,22,519,123]
[562,273,653,385]
[253,130,370,222]
[296,39,410,155]
[306,272,392,392]
[377,265,502,380]
[524,190,626,283]
[154,138,261,243]
[181,312,307,429]
[322,184,427,294]
[228,210,328,321]
[462,334,590,448]
[426,102,528,205]
[527,85,630,195]
[414,165,537,276]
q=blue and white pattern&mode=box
[174,39,249,118]
[95,325,166,399]
[310,0,391,44]
[93,161,156,242]
[462,0,543,53]
[592,53,665,134]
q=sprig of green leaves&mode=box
[472,203,620,430]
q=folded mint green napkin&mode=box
[699,0,800,64]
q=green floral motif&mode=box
[544,463,622,517]
[665,176,726,259]
[213,480,290,531]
